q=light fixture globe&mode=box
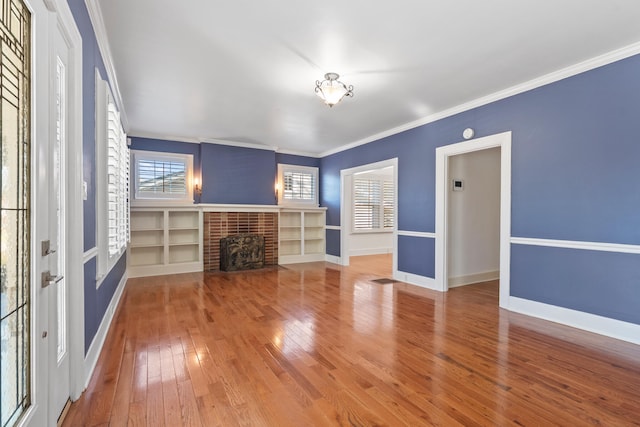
[315,72,354,107]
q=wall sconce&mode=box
[194,177,202,197]
[274,182,281,203]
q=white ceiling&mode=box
[97,0,640,156]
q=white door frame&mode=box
[339,158,398,273]
[434,132,511,308]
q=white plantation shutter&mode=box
[277,164,319,206]
[137,159,187,195]
[131,150,194,203]
[353,178,394,231]
[96,73,130,281]
[107,101,129,256]
[383,180,394,229]
[283,170,315,201]
[354,178,380,229]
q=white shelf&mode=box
[279,208,326,264]
[129,246,163,266]
[128,208,203,277]
[169,245,199,264]
[130,243,164,248]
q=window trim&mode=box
[277,163,319,207]
[130,149,194,206]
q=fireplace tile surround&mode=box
[203,211,278,271]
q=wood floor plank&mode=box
[63,255,640,426]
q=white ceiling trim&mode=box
[128,131,201,145]
[274,148,321,158]
[85,0,129,131]
[320,40,640,158]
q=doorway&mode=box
[434,132,512,308]
[447,147,501,288]
[340,158,398,276]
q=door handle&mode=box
[41,271,64,288]
[41,240,57,256]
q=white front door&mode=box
[46,20,71,421]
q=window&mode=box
[107,102,129,256]
[353,176,395,232]
[131,150,193,203]
[277,164,319,206]
[96,73,129,280]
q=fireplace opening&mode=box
[220,234,265,271]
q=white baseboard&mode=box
[448,270,499,288]
[349,247,393,257]
[394,270,438,291]
[325,254,343,265]
[84,271,128,388]
[508,296,640,346]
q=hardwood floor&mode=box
[63,255,640,426]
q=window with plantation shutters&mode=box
[277,164,319,206]
[131,150,194,203]
[96,73,130,283]
[137,159,186,196]
[353,177,394,232]
[107,102,129,256]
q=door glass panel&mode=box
[0,0,31,426]
[55,56,66,362]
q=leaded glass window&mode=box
[1,1,31,425]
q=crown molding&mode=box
[274,147,321,158]
[128,131,201,145]
[85,0,129,131]
[320,40,640,158]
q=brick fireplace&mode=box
[203,212,278,271]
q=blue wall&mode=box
[82,254,126,353]
[129,137,321,205]
[67,0,107,252]
[321,54,640,325]
[511,245,640,324]
[68,0,128,354]
[200,144,276,205]
[276,153,321,168]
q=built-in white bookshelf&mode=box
[279,208,326,264]
[128,208,202,277]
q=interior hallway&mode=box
[63,255,640,426]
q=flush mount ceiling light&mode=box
[314,72,354,107]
